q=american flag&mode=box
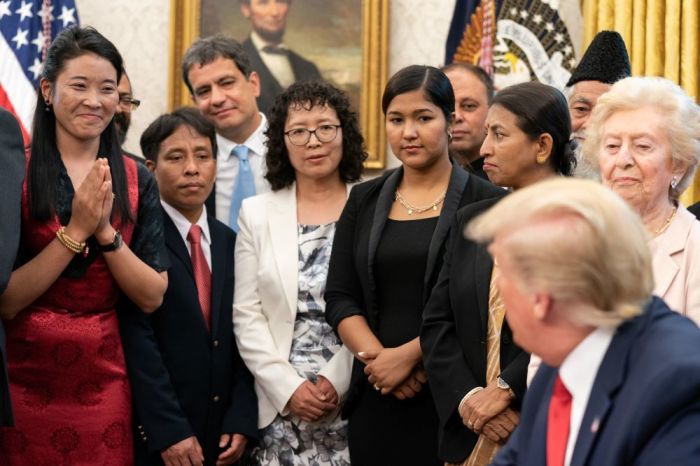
[0,0,78,142]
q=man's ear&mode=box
[248,71,261,98]
[145,159,157,173]
[532,292,552,321]
[240,2,251,19]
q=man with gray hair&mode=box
[466,178,700,466]
[182,35,270,232]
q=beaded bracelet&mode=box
[56,226,88,256]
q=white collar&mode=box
[250,30,287,52]
[216,112,268,160]
[161,200,211,245]
[559,325,616,400]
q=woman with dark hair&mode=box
[0,26,167,465]
[421,81,575,466]
[233,80,365,465]
[324,65,503,465]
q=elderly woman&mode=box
[421,81,576,466]
[469,178,700,466]
[233,80,365,465]
[583,76,700,322]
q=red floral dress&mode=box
[0,156,165,466]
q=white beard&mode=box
[572,137,601,181]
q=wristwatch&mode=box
[98,230,123,252]
[497,376,515,399]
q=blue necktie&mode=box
[228,145,256,232]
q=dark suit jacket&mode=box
[0,108,24,426]
[325,165,504,415]
[120,209,258,465]
[689,201,700,220]
[492,297,700,466]
[242,37,322,115]
[421,197,529,463]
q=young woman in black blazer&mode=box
[420,81,577,465]
[325,65,503,466]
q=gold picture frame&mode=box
[168,0,389,169]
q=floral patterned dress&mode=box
[252,223,350,466]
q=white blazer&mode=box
[233,185,353,428]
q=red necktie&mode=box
[187,224,211,331]
[547,375,572,466]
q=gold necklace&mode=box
[653,206,677,237]
[394,189,447,215]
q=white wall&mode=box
[77,0,170,157]
[77,0,455,163]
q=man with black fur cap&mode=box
[566,31,631,178]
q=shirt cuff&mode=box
[458,386,484,415]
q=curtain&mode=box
[582,0,699,205]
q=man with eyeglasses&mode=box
[182,35,271,233]
[115,69,143,161]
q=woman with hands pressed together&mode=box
[0,27,167,465]
[324,65,503,466]
[233,81,365,465]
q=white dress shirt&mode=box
[214,113,270,225]
[251,31,295,88]
[558,325,616,466]
[161,201,212,270]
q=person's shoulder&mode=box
[463,171,507,200]
[350,169,396,195]
[627,298,700,375]
[0,107,20,126]
[208,215,236,242]
[455,195,505,225]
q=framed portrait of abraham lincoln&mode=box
[169,0,389,168]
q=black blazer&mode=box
[421,197,529,463]
[689,201,700,220]
[325,165,504,415]
[119,209,258,465]
[0,108,24,426]
[242,37,322,115]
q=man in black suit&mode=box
[120,107,257,465]
[689,200,700,219]
[239,0,322,114]
[0,108,24,426]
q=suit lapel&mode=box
[163,208,194,280]
[208,219,226,338]
[268,187,299,318]
[423,166,469,294]
[569,314,646,466]
[474,245,493,342]
[367,169,402,325]
[530,370,556,466]
[651,210,690,299]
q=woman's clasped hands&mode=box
[360,345,426,399]
[65,158,115,244]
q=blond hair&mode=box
[582,76,700,199]
[466,178,653,326]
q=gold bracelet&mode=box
[56,226,88,255]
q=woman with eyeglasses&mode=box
[233,80,365,465]
[324,65,504,465]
